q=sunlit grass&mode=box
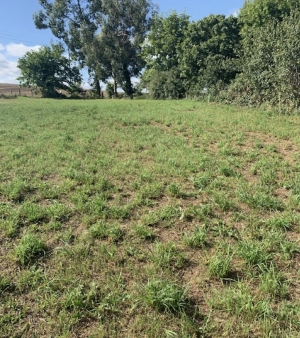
[1,97,300,337]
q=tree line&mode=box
[18,0,156,98]
[17,0,300,112]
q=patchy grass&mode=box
[1,97,300,337]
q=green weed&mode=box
[150,242,186,269]
[208,247,233,279]
[238,240,272,267]
[184,225,209,248]
[142,279,188,313]
[89,221,124,242]
[167,183,186,198]
[209,282,272,320]
[259,264,289,299]
[15,234,47,265]
[133,224,155,241]
[0,276,14,293]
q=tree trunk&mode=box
[95,76,101,98]
[122,66,133,99]
[113,79,118,98]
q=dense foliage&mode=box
[222,0,300,112]
[141,13,189,99]
[226,11,300,112]
[17,44,82,98]
[29,0,300,112]
[239,0,300,36]
[34,0,156,97]
[140,0,300,112]
[81,0,156,98]
[141,13,240,99]
[180,15,240,96]
[34,0,102,95]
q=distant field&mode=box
[0,83,20,87]
[0,83,36,97]
[0,83,105,98]
[1,97,300,337]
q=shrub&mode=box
[227,11,300,112]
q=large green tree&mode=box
[180,14,240,95]
[223,0,300,111]
[81,0,156,98]
[34,0,102,95]
[17,44,82,98]
[142,13,240,98]
[34,0,155,98]
[142,12,190,72]
[141,12,190,99]
[239,0,300,36]
[228,10,300,112]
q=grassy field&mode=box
[1,97,300,337]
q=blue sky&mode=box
[0,0,245,85]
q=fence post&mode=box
[10,88,13,95]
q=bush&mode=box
[142,69,186,100]
[227,11,300,112]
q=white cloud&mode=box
[6,43,41,57]
[0,53,20,84]
[0,43,41,84]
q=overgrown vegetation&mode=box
[1,97,300,336]
[17,44,82,98]
[34,0,156,98]
[14,0,297,111]
[141,13,240,99]
[140,0,300,112]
